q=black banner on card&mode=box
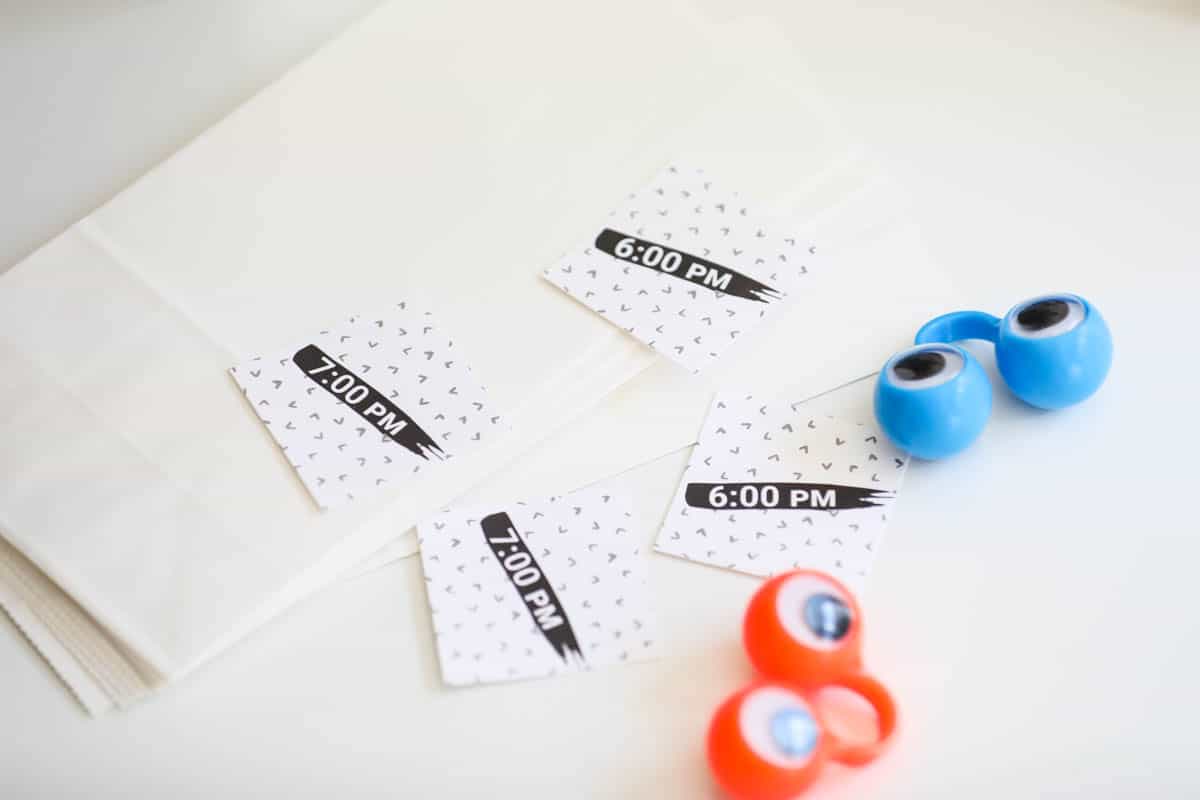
[594,227,782,303]
[480,512,583,664]
[685,482,894,511]
[292,343,443,460]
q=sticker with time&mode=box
[230,302,504,509]
[655,392,909,591]
[418,487,658,687]
[543,164,817,373]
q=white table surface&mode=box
[2,1,1198,797]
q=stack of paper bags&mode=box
[0,0,958,714]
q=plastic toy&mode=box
[707,571,897,800]
[874,293,1112,459]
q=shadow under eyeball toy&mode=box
[875,293,1112,459]
[708,571,897,800]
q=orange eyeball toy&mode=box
[744,571,864,686]
[708,683,828,800]
[707,571,897,800]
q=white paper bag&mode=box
[0,0,862,712]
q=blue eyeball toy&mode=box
[874,293,1112,460]
[994,294,1113,410]
[874,344,992,460]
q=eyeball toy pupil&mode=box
[769,707,820,758]
[804,593,852,642]
[1016,299,1070,331]
[893,350,946,381]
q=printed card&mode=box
[543,165,816,373]
[655,393,908,589]
[418,487,657,687]
[230,302,503,509]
